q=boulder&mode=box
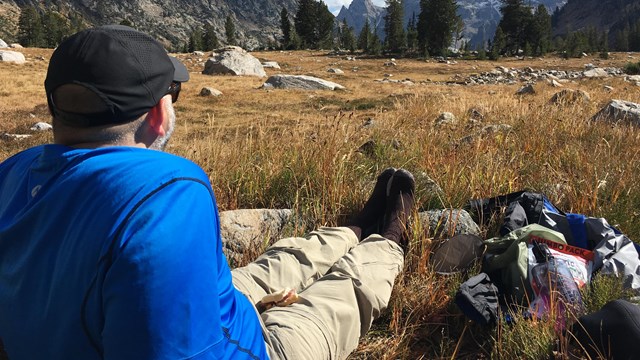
[468,108,484,121]
[583,68,608,78]
[0,51,26,64]
[192,51,205,56]
[550,89,591,105]
[263,75,345,90]
[592,100,640,125]
[434,112,457,127]
[2,134,32,140]
[202,46,266,77]
[30,122,52,131]
[9,44,23,49]
[0,39,7,48]
[418,209,481,239]
[516,84,535,95]
[550,79,563,87]
[200,87,223,97]
[627,75,640,83]
[262,61,280,69]
[219,209,294,255]
[327,68,344,74]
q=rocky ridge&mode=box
[0,0,298,49]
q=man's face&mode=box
[150,99,176,151]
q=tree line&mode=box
[10,0,640,58]
[280,0,461,56]
[15,6,85,48]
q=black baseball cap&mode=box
[571,299,640,359]
[45,25,189,127]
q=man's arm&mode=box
[101,179,224,359]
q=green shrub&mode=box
[623,61,640,75]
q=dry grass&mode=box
[2,48,640,358]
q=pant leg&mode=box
[232,227,359,305]
[262,235,405,360]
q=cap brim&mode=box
[170,56,189,82]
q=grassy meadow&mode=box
[2,48,640,359]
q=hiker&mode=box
[0,25,414,360]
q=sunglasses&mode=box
[166,82,181,103]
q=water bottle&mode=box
[529,242,584,328]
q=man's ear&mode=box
[145,95,172,137]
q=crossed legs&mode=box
[231,169,415,360]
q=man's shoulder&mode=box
[91,147,206,179]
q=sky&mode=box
[323,0,386,15]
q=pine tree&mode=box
[526,4,551,56]
[369,28,383,55]
[339,19,356,52]
[202,23,219,51]
[294,0,334,49]
[225,15,236,45]
[315,1,335,49]
[497,0,533,55]
[42,10,69,48]
[384,0,405,53]
[17,6,44,47]
[406,14,418,52]
[294,0,317,48]
[490,26,506,60]
[188,28,203,52]
[357,19,372,52]
[418,0,460,56]
[280,7,292,49]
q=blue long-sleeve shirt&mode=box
[0,145,267,359]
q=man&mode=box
[0,25,414,359]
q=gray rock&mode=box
[219,209,294,255]
[357,140,377,156]
[0,50,26,64]
[516,84,535,95]
[362,117,375,128]
[550,89,591,105]
[435,112,457,127]
[583,68,609,78]
[480,124,513,135]
[2,134,32,140]
[200,87,223,96]
[592,100,640,125]
[263,74,345,90]
[30,122,52,131]
[627,75,640,83]
[202,46,266,77]
[468,108,484,121]
[192,51,205,56]
[418,209,480,239]
[327,68,344,74]
[550,79,563,87]
[415,172,444,199]
[604,85,614,92]
[262,61,281,69]
[9,44,23,49]
[0,39,7,48]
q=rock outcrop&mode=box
[0,50,25,64]
[202,47,266,77]
[263,75,345,90]
[592,100,640,125]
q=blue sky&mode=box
[323,0,386,15]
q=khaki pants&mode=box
[232,227,404,360]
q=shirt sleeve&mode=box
[101,179,224,359]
